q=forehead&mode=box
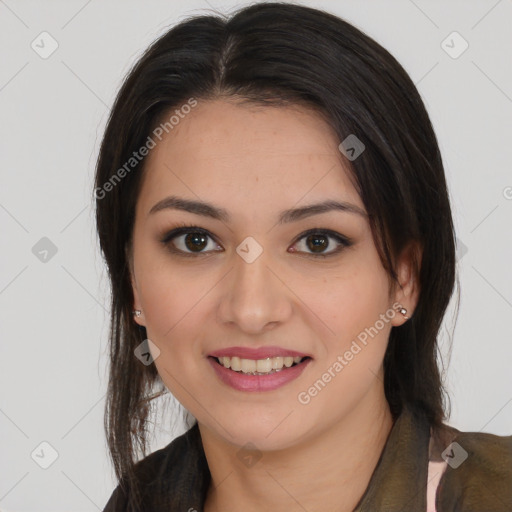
[137,99,363,218]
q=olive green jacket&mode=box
[103,404,512,511]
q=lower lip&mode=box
[207,356,312,392]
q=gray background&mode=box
[1,0,511,510]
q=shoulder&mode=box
[102,423,207,511]
[434,425,512,511]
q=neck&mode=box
[200,382,395,512]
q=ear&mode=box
[129,260,146,327]
[390,240,421,327]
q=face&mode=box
[130,98,415,451]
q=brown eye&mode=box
[291,229,352,258]
[183,232,209,252]
[161,225,222,256]
[305,233,329,253]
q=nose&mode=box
[217,246,293,334]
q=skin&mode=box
[130,98,420,512]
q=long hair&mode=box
[94,1,457,501]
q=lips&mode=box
[208,345,311,359]
[208,354,312,392]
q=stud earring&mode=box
[398,307,409,320]
[133,310,142,317]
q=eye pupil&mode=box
[185,233,208,252]
[307,234,328,253]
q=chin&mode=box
[213,412,308,452]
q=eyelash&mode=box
[159,222,353,259]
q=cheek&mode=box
[136,246,210,339]
[309,256,392,344]
[298,268,392,416]
[138,263,209,394]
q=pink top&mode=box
[426,459,448,512]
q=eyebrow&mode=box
[148,195,367,224]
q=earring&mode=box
[133,310,142,318]
[398,307,409,320]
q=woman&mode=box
[94,3,512,511]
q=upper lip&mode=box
[209,346,311,360]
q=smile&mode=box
[207,355,312,392]
[216,355,307,375]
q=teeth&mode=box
[217,355,304,374]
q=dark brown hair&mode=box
[94,1,457,501]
